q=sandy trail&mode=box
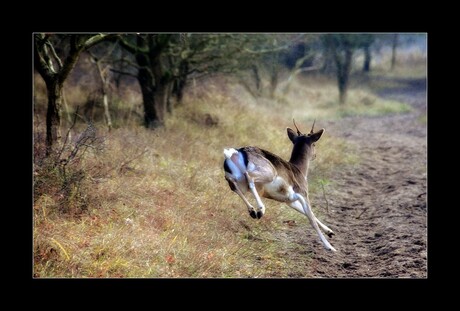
[277,76,427,278]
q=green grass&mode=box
[33,59,422,277]
[418,114,427,125]
[257,73,413,122]
[371,62,427,79]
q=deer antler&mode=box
[293,119,302,135]
[310,119,316,134]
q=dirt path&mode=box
[278,77,427,278]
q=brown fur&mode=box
[240,146,308,196]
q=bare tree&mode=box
[115,34,257,127]
[322,34,374,104]
[34,33,113,155]
[323,35,354,104]
[391,34,399,70]
[87,44,118,131]
[117,34,173,128]
[112,34,317,126]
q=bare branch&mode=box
[112,57,144,70]
[83,34,116,50]
[55,106,80,166]
[87,50,113,131]
[117,35,148,54]
[119,148,149,173]
[42,43,57,74]
[58,34,113,84]
[109,68,138,78]
[58,50,81,84]
[243,43,291,54]
[45,40,63,69]
[356,207,369,219]
[88,40,119,63]
[320,182,330,215]
[34,34,55,80]
[110,55,155,79]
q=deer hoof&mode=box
[256,211,264,219]
[327,245,337,252]
[327,231,335,238]
[249,211,257,219]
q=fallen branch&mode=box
[356,207,369,219]
[320,181,330,215]
[119,148,149,173]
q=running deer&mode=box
[223,120,336,251]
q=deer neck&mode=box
[289,143,310,176]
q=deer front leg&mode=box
[288,193,336,252]
[244,172,266,219]
[314,218,335,238]
[285,192,335,237]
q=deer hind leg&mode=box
[223,148,266,219]
[288,193,336,252]
[225,175,258,219]
[244,172,266,219]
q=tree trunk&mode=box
[153,80,171,127]
[335,48,353,105]
[321,45,335,74]
[45,79,63,155]
[251,64,261,94]
[269,68,278,99]
[61,87,73,142]
[167,81,176,114]
[35,33,113,157]
[363,45,371,72]
[338,81,348,104]
[134,38,163,129]
[391,34,398,70]
[137,68,159,129]
[93,58,113,131]
[173,61,189,105]
[102,93,112,131]
[151,50,171,128]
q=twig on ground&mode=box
[119,148,149,173]
[356,207,369,219]
[320,182,330,215]
[417,192,426,198]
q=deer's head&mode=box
[287,119,324,162]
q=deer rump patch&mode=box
[241,149,293,201]
[241,147,304,201]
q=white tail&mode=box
[223,120,336,252]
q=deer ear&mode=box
[287,128,298,143]
[310,128,325,142]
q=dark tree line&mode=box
[35,33,420,156]
[322,34,375,104]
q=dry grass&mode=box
[371,50,427,79]
[33,62,418,278]
[271,73,412,121]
